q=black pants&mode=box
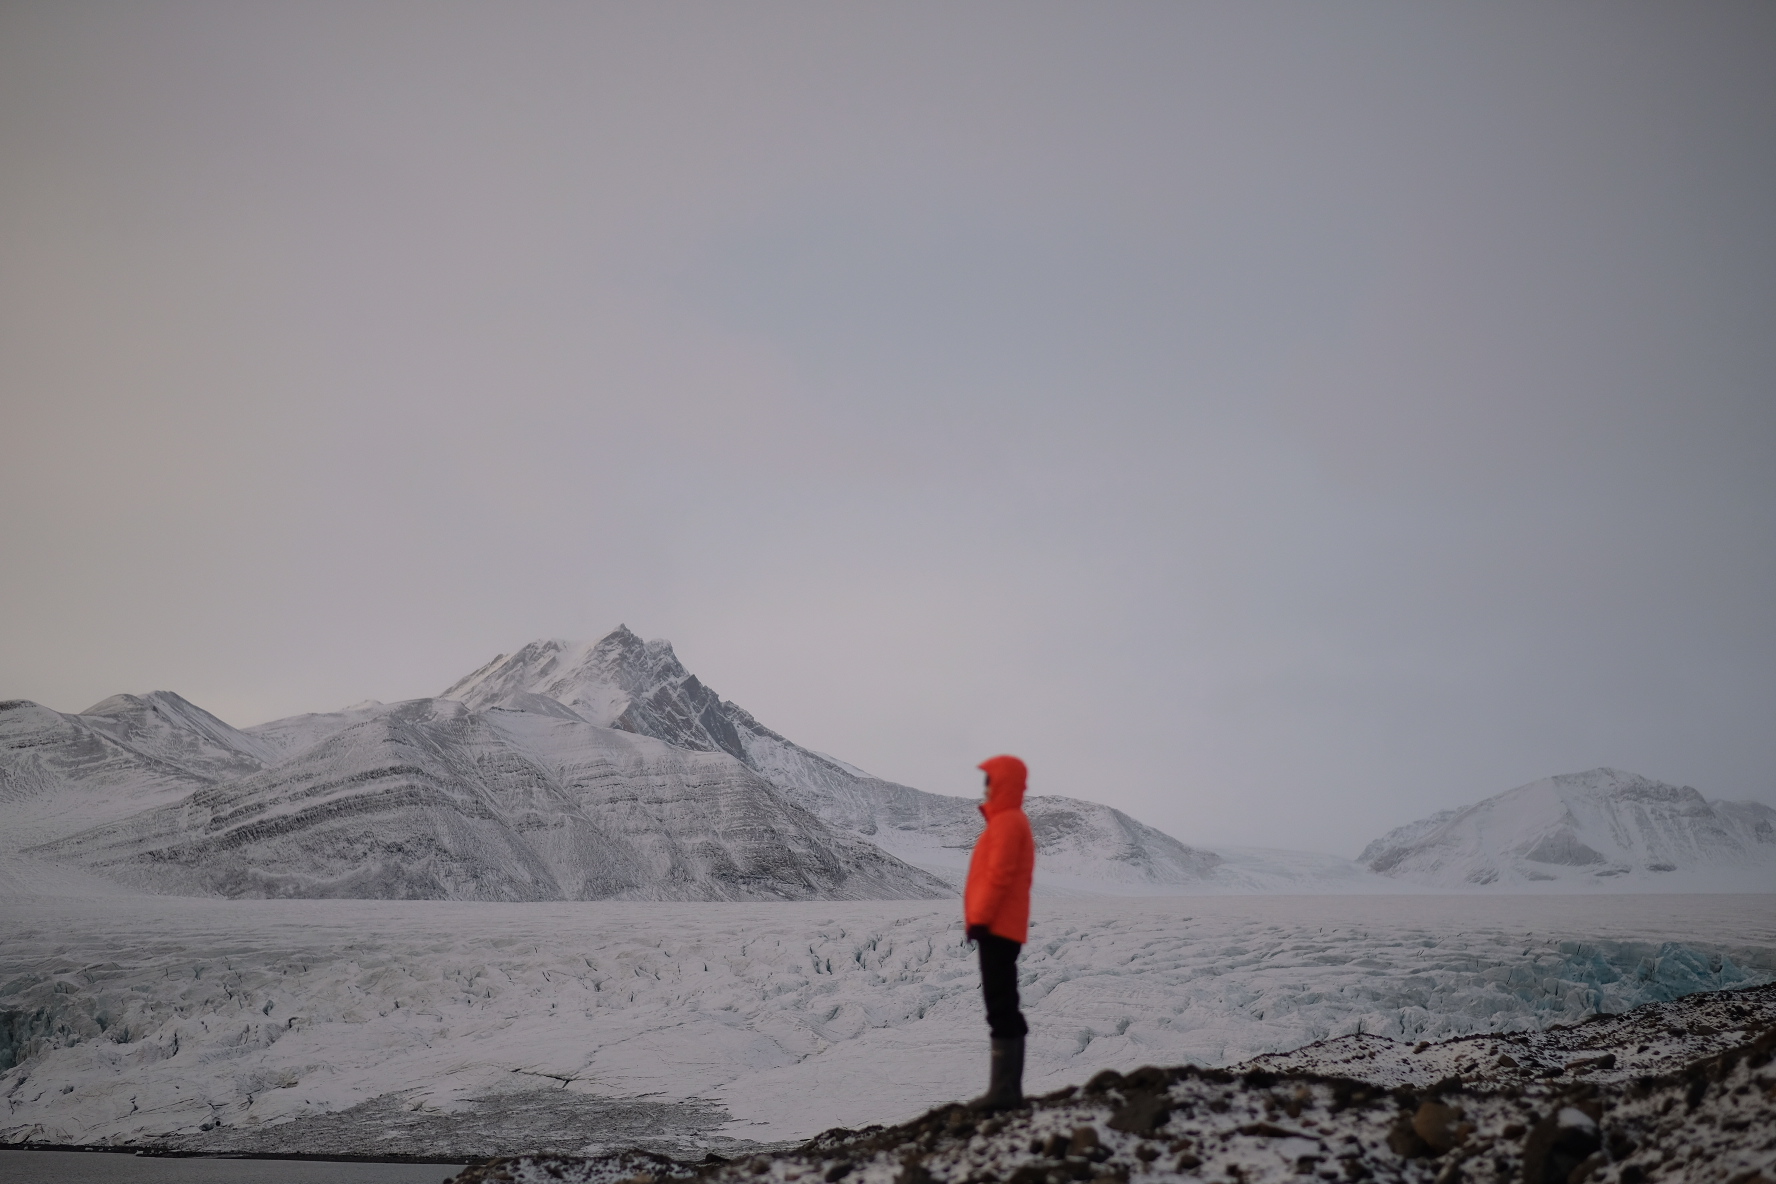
[978,933,1028,1038]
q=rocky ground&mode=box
[445,984,1776,1184]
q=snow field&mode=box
[1,894,1772,1154]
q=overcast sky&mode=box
[3,2,1772,855]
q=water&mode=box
[0,1149,461,1184]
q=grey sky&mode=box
[3,2,1772,855]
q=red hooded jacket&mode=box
[965,755,1036,943]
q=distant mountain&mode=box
[1360,768,1776,890]
[442,629,1224,891]
[4,625,1221,900]
[5,691,949,901]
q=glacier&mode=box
[1,892,1770,1157]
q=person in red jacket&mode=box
[964,754,1036,1111]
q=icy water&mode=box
[0,1149,459,1183]
[1,894,1771,1157]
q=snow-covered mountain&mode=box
[442,629,1224,892]
[3,692,949,901]
[0,693,267,853]
[1360,768,1776,891]
[29,634,1758,902]
[3,626,1220,899]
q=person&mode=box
[964,753,1036,1112]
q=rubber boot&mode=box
[969,1036,1025,1112]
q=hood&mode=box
[978,754,1028,817]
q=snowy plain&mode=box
[3,891,1772,1159]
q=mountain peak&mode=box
[585,626,687,687]
[438,629,738,757]
[68,689,277,773]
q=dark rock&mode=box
[1520,1105,1602,1184]
[1084,1071,1126,1096]
[1566,1055,1616,1075]
[1388,1116,1432,1159]
[897,1157,933,1184]
[1566,1151,1606,1184]
[1108,1091,1172,1135]
[1412,1102,1461,1155]
[1124,1067,1171,1091]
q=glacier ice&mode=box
[0,892,1769,1154]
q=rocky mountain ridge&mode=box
[7,630,1772,899]
[440,629,1225,891]
[1,690,949,901]
[0,626,1218,900]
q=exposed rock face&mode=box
[443,630,750,759]
[1360,768,1776,890]
[443,629,1222,890]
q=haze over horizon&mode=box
[3,3,1772,857]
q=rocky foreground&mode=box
[447,984,1775,1184]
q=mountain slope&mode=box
[1360,767,1776,890]
[442,629,1223,890]
[0,694,256,854]
[13,696,951,902]
[78,691,277,775]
